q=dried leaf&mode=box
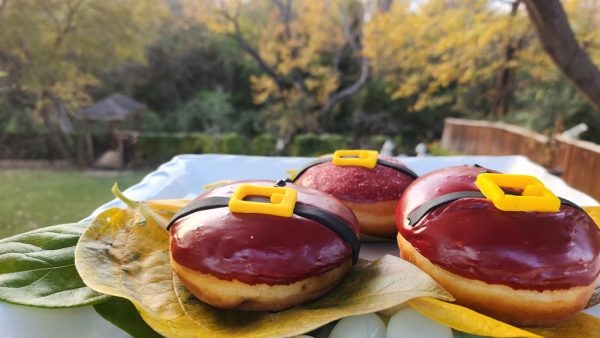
[587,284,600,309]
[75,204,453,338]
[407,297,540,337]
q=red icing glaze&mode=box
[397,166,600,291]
[295,155,415,203]
[170,180,360,285]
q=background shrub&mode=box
[360,134,387,151]
[250,134,276,156]
[218,133,247,154]
[137,132,406,163]
[289,133,351,157]
[138,132,218,163]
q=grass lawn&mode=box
[0,169,150,239]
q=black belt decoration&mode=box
[288,156,418,183]
[407,191,585,227]
[166,196,361,264]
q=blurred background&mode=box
[1,0,599,237]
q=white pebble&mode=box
[329,313,386,338]
[386,306,453,338]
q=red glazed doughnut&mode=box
[294,150,416,239]
[396,165,600,326]
[168,180,360,311]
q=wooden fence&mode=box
[441,118,600,201]
[550,134,600,200]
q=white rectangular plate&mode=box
[1,155,598,338]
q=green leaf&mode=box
[75,204,453,338]
[0,222,109,308]
[94,297,162,338]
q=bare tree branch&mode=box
[273,0,305,91]
[39,2,63,38]
[272,0,292,39]
[218,3,286,90]
[332,47,344,71]
[322,57,369,114]
[53,0,84,47]
[523,0,600,115]
[321,3,371,114]
[40,0,85,48]
[339,2,360,52]
[88,3,139,33]
[378,0,393,12]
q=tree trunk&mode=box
[85,120,95,166]
[523,0,600,115]
[40,107,70,160]
[492,0,521,119]
[39,90,70,160]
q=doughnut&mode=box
[167,180,360,311]
[396,165,600,326]
[292,150,417,239]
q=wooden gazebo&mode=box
[79,93,146,167]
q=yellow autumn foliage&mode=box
[0,0,168,111]
[178,0,600,133]
[183,0,369,137]
[364,0,600,113]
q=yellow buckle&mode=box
[583,207,600,230]
[475,173,560,212]
[229,184,297,217]
[332,150,378,169]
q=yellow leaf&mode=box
[304,78,320,91]
[407,297,540,337]
[250,75,276,105]
[525,312,600,338]
[75,203,453,337]
[286,169,299,180]
[112,184,182,228]
[202,180,235,191]
[143,199,190,212]
[142,199,190,223]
